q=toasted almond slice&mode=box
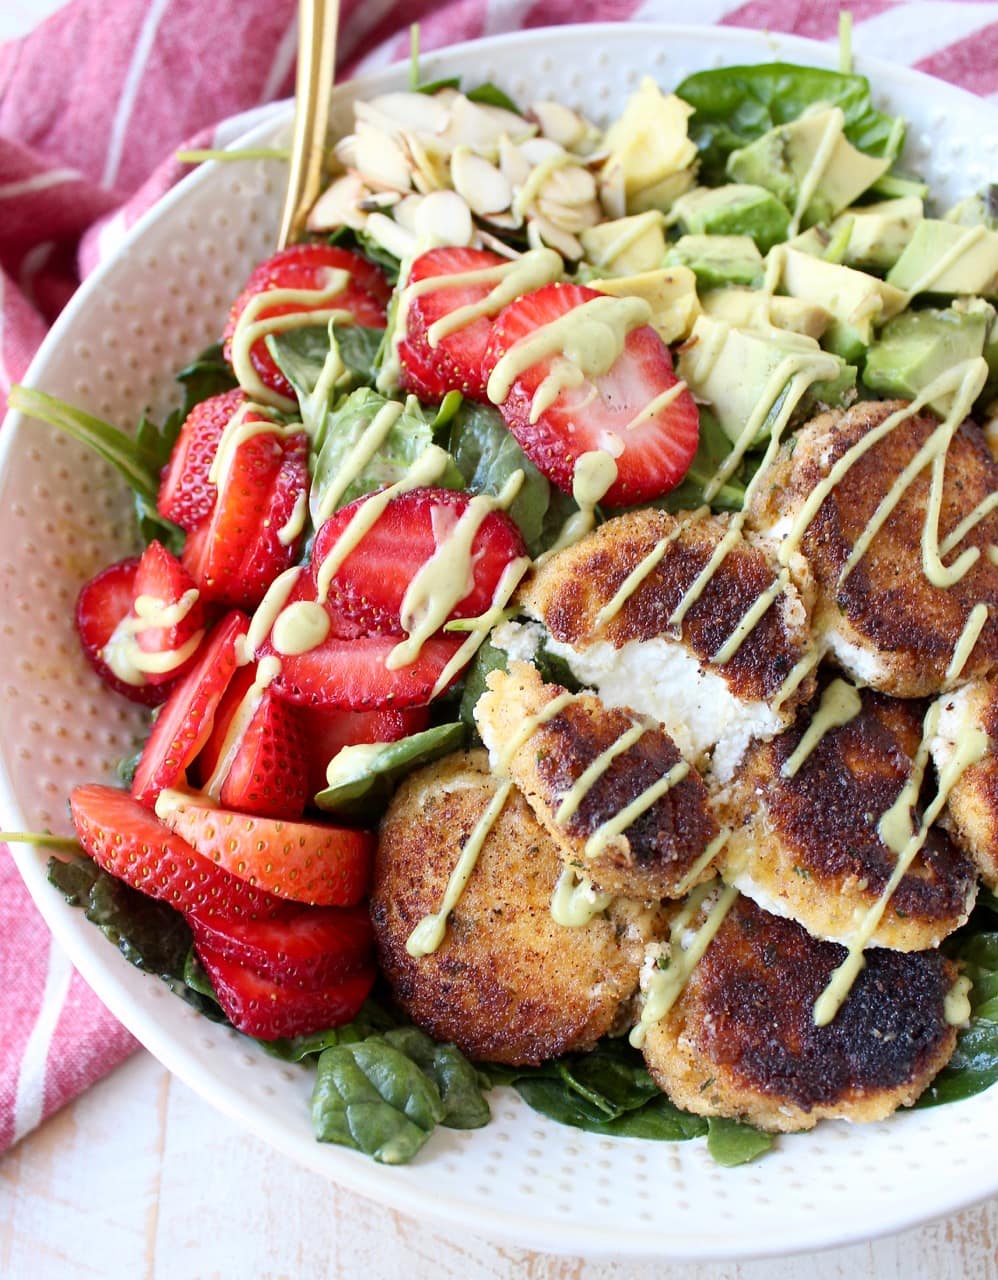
[365,211,418,259]
[306,173,369,232]
[451,146,513,216]
[353,124,412,193]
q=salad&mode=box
[7,37,998,1172]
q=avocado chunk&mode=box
[864,299,996,413]
[700,286,830,341]
[778,247,907,355]
[669,184,791,253]
[580,211,667,276]
[827,197,924,272]
[886,220,998,297]
[678,315,852,445]
[727,106,890,231]
[944,187,998,231]
[602,78,698,213]
[665,234,764,289]
[589,267,700,343]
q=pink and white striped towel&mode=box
[1,0,995,1153]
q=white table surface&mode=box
[1,1044,996,1279]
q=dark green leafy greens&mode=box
[706,1118,775,1166]
[313,721,467,818]
[676,63,901,184]
[917,929,998,1107]
[649,409,746,514]
[267,322,383,429]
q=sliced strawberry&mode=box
[129,540,207,686]
[297,705,431,799]
[75,557,166,706]
[311,487,527,632]
[483,281,700,507]
[187,904,373,990]
[223,244,390,401]
[195,663,308,820]
[270,632,463,711]
[182,426,309,610]
[161,796,373,906]
[131,611,248,808]
[195,944,374,1039]
[398,246,508,401]
[157,388,246,531]
[70,784,288,919]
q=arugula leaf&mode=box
[314,722,466,818]
[677,62,900,184]
[706,1117,775,1166]
[448,401,552,554]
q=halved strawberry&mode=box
[195,945,374,1039]
[75,557,166,706]
[297,705,431,799]
[398,246,508,401]
[70,784,288,919]
[195,663,308,820]
[130,540,207,686]
[182,427,309,610]
[269,632,463,711]
[160,796,373,906]
[483,281,700,507]
[131,611,248,808]
[223,244,391,401]
[157,388,245,531]
[310,487,527,633]
[187,903,373,990]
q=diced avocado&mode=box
[580,211,667,276]
[700,287,830,341]
[669,184,791,253]
[863,300,995,414]
[665,234,764,289]
[628,169,697,216]
[887,220,998,297]
[944,187,998,231]
[779,247,907,350]
[827,197,924,272]
[589,267,700,344]
[727,106,890,230]
[678,315,849,445]
[602,78,698,210]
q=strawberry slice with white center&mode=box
[157,387,245,531]
[70,784,289,920]
[75,557,167,706]
[124,540,207,686]
[195,663,308,820]
[296,705,431,799]
[483,281,700,507]
[182,424,309,610]
[187,903,374,990]
[223,244,391,402]
[398,246,509,402]
[195,945,374,1040]
[131,610,248,807]
[158,793,373,907]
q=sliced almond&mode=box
[403,132,450,194]
[306,173,369,232]
[531,100,588,150]
[358,91,455,139]
[393,194,426,235]
[518,136,567,168]
[599,160,627,221]
[499,134,531,188]
[542,164,598,208]
[365,211,418,260]
[477,229,523,259]
[353,124,412,193]
[535,195,601,235]
[527,215,582,262]
[451,146,513,217]
[414,189,474,248]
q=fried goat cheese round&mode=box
[717,685,978,950]
[371,751,661,1066]
[931,676,998,890]
[517,508,818,782]
[474,661,719,900]
[641,894,962,1132]
[745,400,998,698]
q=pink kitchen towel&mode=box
[0,0,995,1152]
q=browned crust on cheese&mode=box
[942,678,998,889]
[642,896,960,1132]
[519,508,817,712]
[718,688,978,950]
[370,751,661,1065]
[746,401,998,697]
[474,663,719,900]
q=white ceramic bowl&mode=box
[2,23,996,1262]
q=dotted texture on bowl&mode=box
[1,25,995,1262]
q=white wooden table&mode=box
[2,1046,996,1279]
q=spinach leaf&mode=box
[676,63,900,184]
[267,323,382,422]
[466,82,521,114]
[706,1117,774,1166]
[449,401,552,554]
[511,1076,708,1141]
[353,229,401,284]
[917,931,998,1107]
[174,342,238,411]
[309,387,464,522]
[648,409,746,514]
[312,1039,446,1163]
[459,636,510,732]
[382,1027,491,1129]
[314,722,467,818]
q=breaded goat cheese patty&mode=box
[475,661,719,900]
[371,751,662,1066]
[745,400,998,698]
[514,508,817,782]
[718,686,978,951]
[640,895,962,1133]
[931,676,998,889]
